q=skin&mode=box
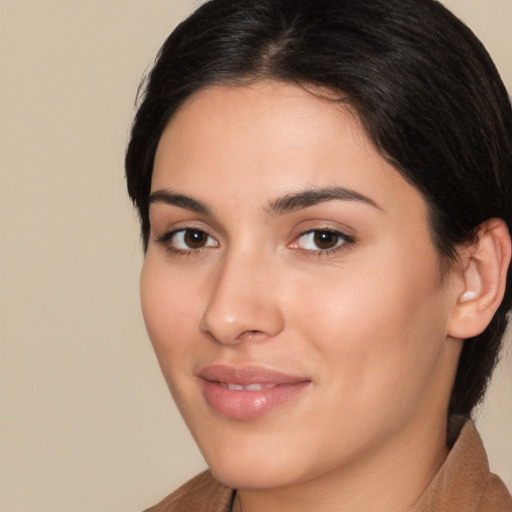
[141,82,467,512]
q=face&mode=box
[141,82,461,491]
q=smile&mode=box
[198,365,311,420]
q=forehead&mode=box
[152,81,427,222]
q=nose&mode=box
[200,251,284,345]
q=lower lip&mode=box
[201,380,310,420]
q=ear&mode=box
[448,218,511,339]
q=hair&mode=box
[125,0,512,417]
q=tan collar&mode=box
[410,416,512,512]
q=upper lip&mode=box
[197,364,310,386]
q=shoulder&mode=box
[143,470,234,512]
[477,474,512,512]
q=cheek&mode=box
[290,250,450,403]
[140,257,203,376]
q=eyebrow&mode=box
[149,190,211,215]
[148,185,380,217]
[266,186,381,216]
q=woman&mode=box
[125,0,512,510]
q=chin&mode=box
[208,461,301,491]
[196,432,324,492]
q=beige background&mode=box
[0,1,511,511]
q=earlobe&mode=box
[448,218,511,340]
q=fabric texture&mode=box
[143,470,234,512]
[143,418,512,512]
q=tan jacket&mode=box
[144,418,512,512]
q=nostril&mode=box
[240,330,266,341]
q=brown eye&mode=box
[292,229,353,253]
[161,228,218,252]
[184,229,209,249]
[313,230,340,250]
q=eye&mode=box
[290,229,354,253]
[158,228,218,253]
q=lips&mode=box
[197,365,311,420]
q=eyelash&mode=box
[156,228,218,256]
[155,227,355,256]
[289,228,355,256]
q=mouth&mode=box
[219,382,278,391]
[197,365,311,420]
